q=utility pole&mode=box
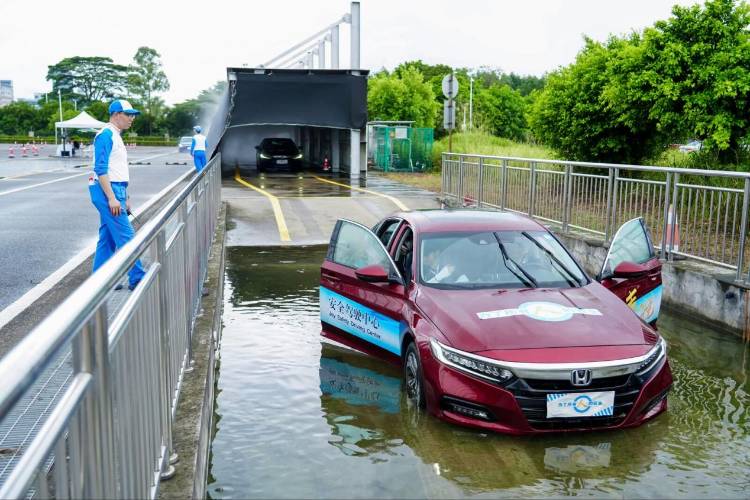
[469,76,474,130]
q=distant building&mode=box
[0,80,13,107]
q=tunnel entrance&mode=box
[207,68,369,179]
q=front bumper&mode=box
[419,341,673,435]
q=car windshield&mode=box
[261,138,298,154]
[179,137,192,144]
[419,230,586,289]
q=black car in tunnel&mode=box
[255,138,303,172]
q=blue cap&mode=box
[109,99,140,115]
[193,125,202,133]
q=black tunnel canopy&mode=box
[227,68,368,130]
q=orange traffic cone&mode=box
[8,145,15,158]
[323,156,330,171]
[666,204,680,253]
[32,144,39,156]
[21,145,28,157]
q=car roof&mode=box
[392,209,545,233]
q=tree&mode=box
[529,39,650,163]
[127,47,170,116]
[46,57,129,105]
[606,0,750,162]
[474,84,528,141]
[367,67,438,127]
[0,102,42,135]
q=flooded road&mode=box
[208,246,749,499]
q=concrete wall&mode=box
[556,231,749,337]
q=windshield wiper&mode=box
[493,233,538,288]
[521,231,582,287]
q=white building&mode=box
[0,80,13,107]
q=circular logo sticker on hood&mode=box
[517,301,574,322]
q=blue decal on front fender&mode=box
[320,287,403,355]
[631,284,662,323]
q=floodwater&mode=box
[207,246,750,499]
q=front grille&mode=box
[507,373,642,430]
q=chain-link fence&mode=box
[369,126,434,172]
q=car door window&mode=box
[393,227,414,282]
[601,218,654,277]
[374,219,402,248]
[332,221,394,271]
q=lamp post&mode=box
[58,90,66,154]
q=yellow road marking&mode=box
[234,171,291,242]
[312,175,409,211]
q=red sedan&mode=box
[320,210,672,434]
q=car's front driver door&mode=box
[320,219,407,356]
[599,217,662,325]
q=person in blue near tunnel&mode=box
[88,99,146,291]
[191,125,208,172]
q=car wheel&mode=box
[404,341,426,409]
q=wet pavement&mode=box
[208,246,750,499]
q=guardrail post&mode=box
[156,230,177,480]
[669,173,680,262]
[660,172,672,260]
[441,152,446,200]
[91,307,117,499]
[562,164,572,232]
[458,155,465,206]
[477,157,484,208]
[528,161,536,216]
[501,159,508,210]
[737,178,750,282]
[181,200,195,373]
[604,168,616,242]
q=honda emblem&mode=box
[571,369,592,387]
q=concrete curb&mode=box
[159,202,226,500]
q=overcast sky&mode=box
[1,0,702,105]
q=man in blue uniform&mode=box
[89,99,145,290]
[190,125,208,172]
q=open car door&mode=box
[598,218,662,325]
[320,219,407,356]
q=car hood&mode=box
[415,283,654,352]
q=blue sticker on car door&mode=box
[320,286,402,355]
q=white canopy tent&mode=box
[54,111,107,156]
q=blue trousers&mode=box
[193,151,207,172]
[89,181,146,288]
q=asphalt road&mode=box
[0,146,193,312]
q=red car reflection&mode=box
[320,210,672,434]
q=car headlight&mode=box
[636,337,667,375]
[430,338,513,383]
[259,153,270,159]
[294,153,303,159]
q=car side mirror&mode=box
[254,145,260,150]
[612,261,649,279]
[355,264,390,283]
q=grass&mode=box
[430,132,557,167]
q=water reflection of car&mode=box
[678,140,702,153]
[178,136,192,153]
[320,209,673,435]
[255,138,303,173]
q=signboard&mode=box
[441,74,459,99]
[443,100,456,130]
[394,126,408,140]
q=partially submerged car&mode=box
[319,210,672,434]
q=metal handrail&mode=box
[0,154,222,498]
[442,152,750,283]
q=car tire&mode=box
[403,341,426,409]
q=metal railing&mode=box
[0,154,222,498]
[442,152,750,283]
